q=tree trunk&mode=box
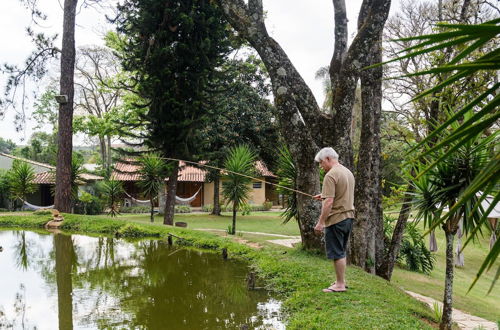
[106,135,112,177]
[232,205,236,235]
[150,198,154,223]
[217,0,391,254]
[379,184,415,280]
[211,175,221,216]
[351,29,384,271]
[99,135,107,173]
[163,163,179,225]
[441,230,455,330]
[54,0,78,213]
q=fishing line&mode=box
[160,157,316,198]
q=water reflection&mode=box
[0,230,283,329]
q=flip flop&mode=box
[331,282,349,289]
[322,287,347,293]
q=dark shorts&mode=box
[324,218,353,260]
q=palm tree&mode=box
[379,17,499,292]
[222,145,256,235]
[137,153,168,222]
[101,179,123,217]
[8,160,37,207]
[411,125,493,329]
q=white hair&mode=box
[314,147,339,162]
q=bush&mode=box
[384,215,435,274]
[202,202,272,212]
[175,205,191,213]
[157,205,192,215]
[202,204,213,212]
[0,208,9,212]
[119,206,150,214]
[74,194,104,215]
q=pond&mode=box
[0,230,283,329]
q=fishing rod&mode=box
[160,157,316,199]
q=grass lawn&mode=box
[392,222,500,323]
[119,210,500,322]
[5,210,498,325]
[116,211,301,236]
[0,213,436,329]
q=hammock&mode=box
[175,187,202,205]
[23,200,54,210]
[124,191,157,206]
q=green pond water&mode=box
[0,230,283,329]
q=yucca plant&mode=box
[222,145,256,235]
[399,223,435,275]
[376,18,500,298]
[410,123,493,329]
[101,179,123,217]
[276,146,298,224]
[138,153,168,222]
[383,215,435,274]
[8,160,37,206]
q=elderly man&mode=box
[313,147,355,293]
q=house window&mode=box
[253,182,262,189]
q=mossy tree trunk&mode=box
[217,0,391,254]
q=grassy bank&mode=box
[0,213,435,329]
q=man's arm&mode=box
[315,197,333,233]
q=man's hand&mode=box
[314,222,324,234]
[313,194,322,201]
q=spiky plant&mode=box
[8,160,37,205]
[138,153,168,222]
[101,179,123,217]
[222,145,256,235]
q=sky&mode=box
[0,0,401,145]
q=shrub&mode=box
[0,208,9,213]
[202,204,213,212]
[157,205,192,215]
[384,215,435,274]
[120,206,150,214]
[175,205,191,213]
[74,194,104,215]
[202,203,272,212]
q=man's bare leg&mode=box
[332,257,347,290]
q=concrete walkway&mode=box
[405,291,498,330]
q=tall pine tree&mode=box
[115,0,232,224]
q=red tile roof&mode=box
[33,171,55,184]
[112,159,275,182]
[256,160,275,178]
[32,171,103,185]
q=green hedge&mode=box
[202,202,272,213]
[121,205,192,214]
